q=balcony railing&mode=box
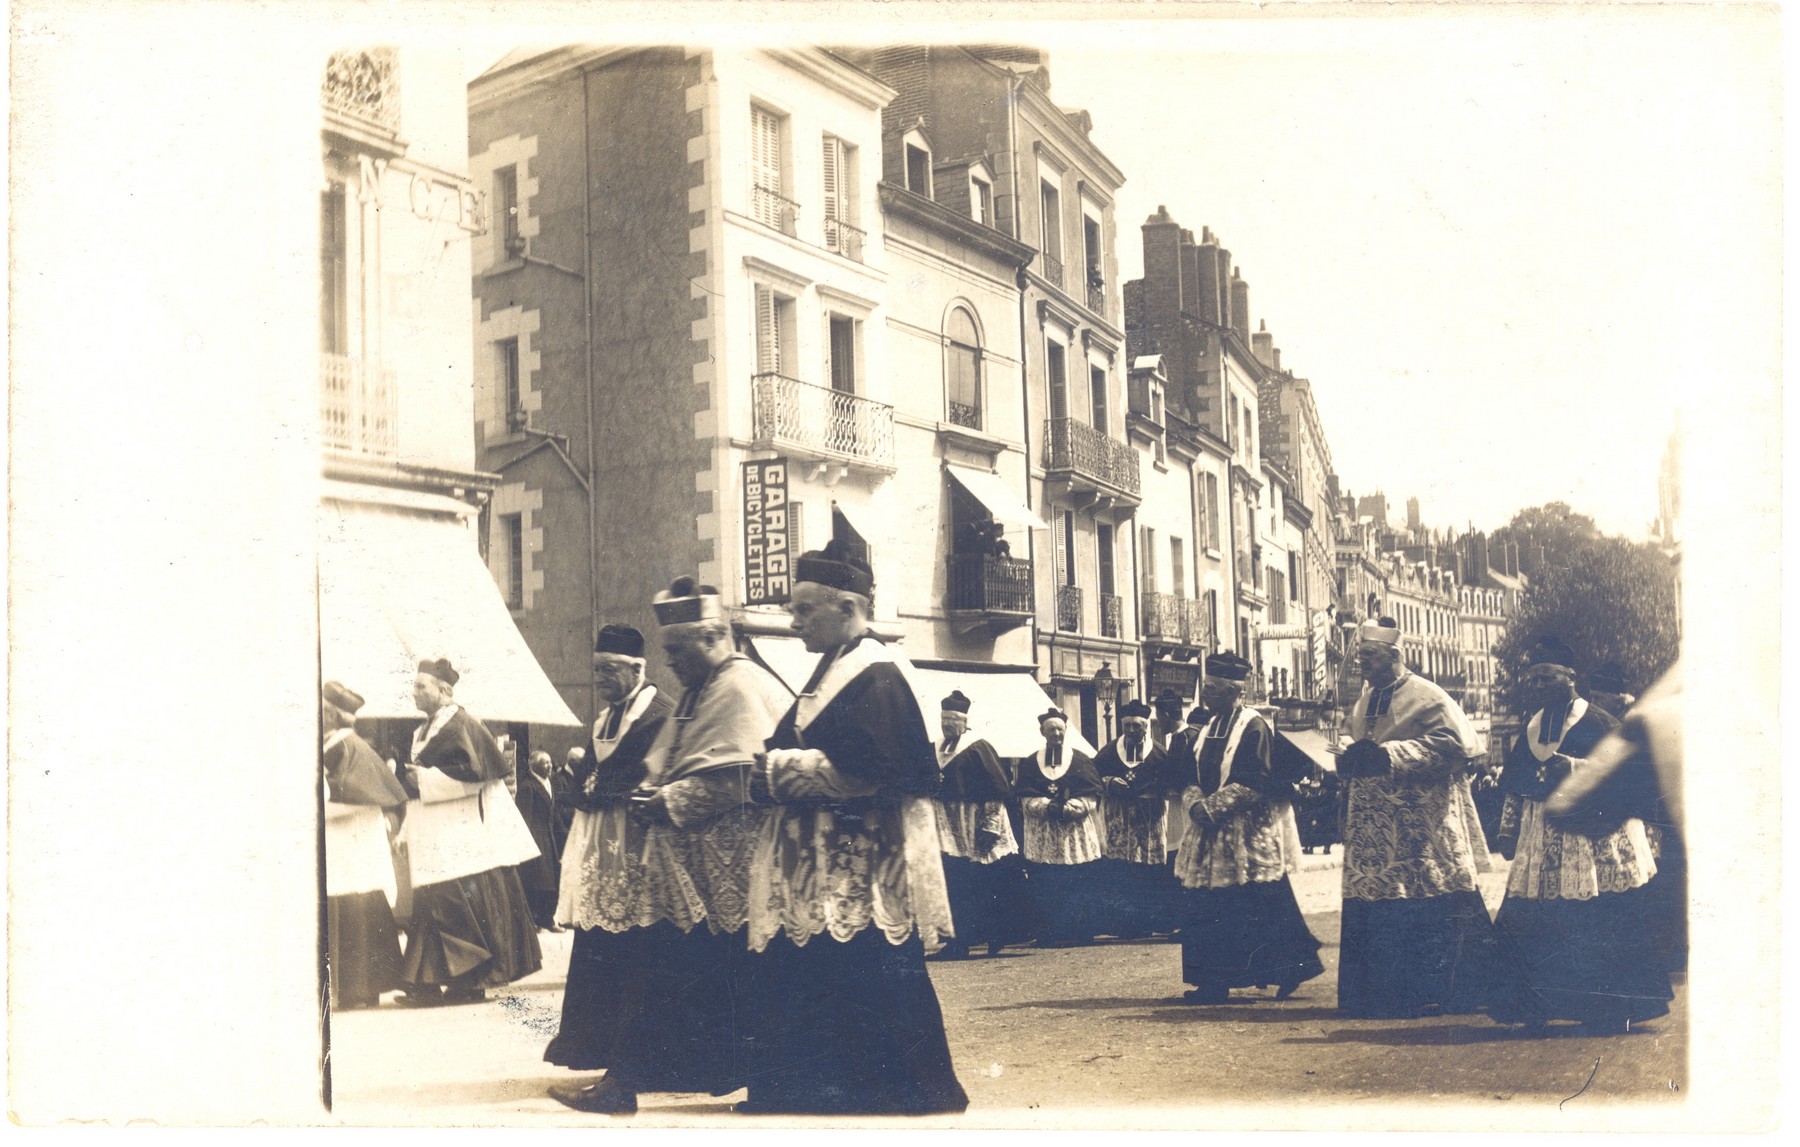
[946,553,1033,615]
[1086,281,1106,315]
[323,49,400,133]
[751,184,799,237]
[1182,596,1210,648]
[1043,418,1141,496]
[320,353,397,456]
[1041,252,1063,290]
[751,373,894,468]
[824,216,865,262]
[947,400,981,429]
[1141,591,1184,643]
[1099,592,1123,638]
[1055,584,1082,633]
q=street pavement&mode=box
[327,852,1686,1128]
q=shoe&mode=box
[929,945,971,961]
[1275,980,1302,1001]
[393,988,445,1008]
[549,1077,638,1115]
[986,941,1006,957]
[441,987,487,1006]
[1181,986,1231,1005]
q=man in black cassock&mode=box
[740,534,968,1116]
[513,751,562,930]
[1094,699,1184,939]
[395,658,542,1006]
[322,680,410,1010]
[930,689,1018,961]
[1174,652,1324,1004]
[543,625,674,1077]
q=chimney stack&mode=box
[1252,319,1276,368]
[1141,206,1182,328]
[1230,269,1251,344]
[1195,232,1223,326]
[1178,229,1201,317]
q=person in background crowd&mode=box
[1584,660,1635,721]
[930,690,1019,961]
[1173,653,1323,1004]
[513,750,563,931]
[1095,699,1183,939]
[545,625,673,1079]
[1336,619,1527,1020]
[739,536,966,1116]
[1014,708,1106,948]
[1490,637,1670,1032]
[551,580,792,1115]
[321,680,409,1010]
[394,658,543,1007]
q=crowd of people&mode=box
[321,527,1682,1116]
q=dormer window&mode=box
[967,160,995,227]
[902,127,932,197]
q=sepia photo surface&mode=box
[6,0,1783,1132]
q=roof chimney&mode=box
[1141,206,1183,328]
[1229,269,1251,344]
[1251,319,1275,368]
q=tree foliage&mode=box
[1494,534,1680,715]
[1492,501,1601,576]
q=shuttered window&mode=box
[1141,527,1157,592]
[754,285,791,375]
[1058,511,1075,587]
[751,106,785,228]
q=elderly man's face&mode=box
[1524,664,1576,710]
[789,582,855,654]
[1356,642,1400,685]
[1041,719,1066,747]
[413,673,447,715]
[1121,716,1150,742]
[1200,676,1239,713]
[663,629,727,690]
[593,654,639,705]
[940,711,969,741]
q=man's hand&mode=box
[1338,739,1391,779]
[1542,754,1574,791]
[1189,801,1215,829]
[1496,833,1517,862]
[628,787,672,826]
[975,828,1004,853]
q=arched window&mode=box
[945,307,982,428]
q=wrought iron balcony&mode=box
[824,216,865,262]
[946,553,1033,633]
[1042,418,1141,500]
[751,184,799,237]
[1099,592,1124,638]
[1182,596,1211,648]
[1041,252,1063,290]
[1141,591,1190,644]
[946,399,981,430]
[751,373,895,470]
[1055,584,1082,633]
[323,49,400,133]
[320,353,397,456]
[1086,281,1106,315]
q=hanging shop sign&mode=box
[743,458,794,605]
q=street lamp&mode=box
[1093,662,1116,742]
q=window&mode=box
[320,184,347,354]
[945,307,982,428]
[1268,568,1287,623]
[1046,338,1069,421]
[1097,523,1116,596]
[1171,537,1186,598]
[1089,365,1108,434]
[1243,406,1255,455]
[1288,550,1299,598]
[822,135,860,258]
[495,166,522,257]
[751,105,792,234]
[826,313,859,393]
[1203,473,1221,550]
[1229,396,1240,447]
[754,284,795,376]
[1141,527,1157,592]
[1206,590,1219,648]
[1083,211,1103,293]
[502,513,524,608]
[900,145,930,198]
[498,338,524,428]
[1059,511,1077,587]
[970,174,993,226]
[1038,180,1062,280]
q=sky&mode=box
[464,5,1780,540]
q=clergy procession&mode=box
[322,529,1679,1117]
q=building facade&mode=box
[320,47,576,761]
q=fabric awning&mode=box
[1275,728,1340,774]
[318,500,582,726]
[743,635,1095,760]
[945,465,1044,531]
